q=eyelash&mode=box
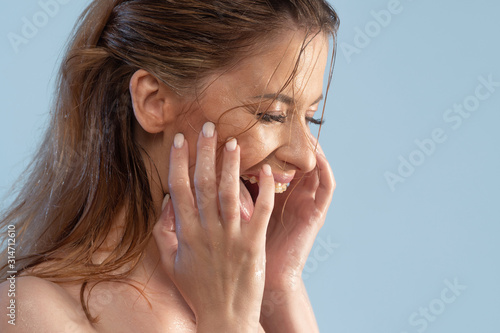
[256,113,325,126]
[257,113,286,123]
[306,116,325,126]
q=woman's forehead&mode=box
[203,31,329,105]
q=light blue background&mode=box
[1,1,499,332]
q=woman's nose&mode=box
[274,125,317,173]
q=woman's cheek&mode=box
[239,132,278,170]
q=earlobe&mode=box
[129,69,177,134]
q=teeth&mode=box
[274,182,290,194]
[241,175,258,184]
[241,175,290,193]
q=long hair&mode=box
[0,0,339,321]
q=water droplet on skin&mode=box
[255,269,264,281]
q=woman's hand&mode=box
[258,137,335,332]
[264,137,336,293]
[152,123,275,332]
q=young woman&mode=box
[0,0,339,331]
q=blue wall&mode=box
[1,1,499,332]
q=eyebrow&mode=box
[252,93,324,107]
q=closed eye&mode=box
[257,113,324,126]
[305,116,325,126]
[257,113,287,123]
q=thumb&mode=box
[152,194,178,277]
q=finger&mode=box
[161,193,176,231]
[294,167,320,192]
[314,152,335,210]
[247,164,275,237]
[152,195,178,278]
[287,164,319,195]
[168,133,197,233]
[194,122,219,229]
[218,138,241,231]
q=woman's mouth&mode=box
[238,171,295,222]
[240,175,291,194]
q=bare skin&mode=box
[0,30,335,332]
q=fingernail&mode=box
[174,133,184,149]
[161,193,170,211]
[262,164,272,177]
[202,122,215,138]
[225,138,237,151]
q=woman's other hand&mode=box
[153,122,275,332]
[258,136,335,332]
[264,136,336,293]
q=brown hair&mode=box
[0,0,339,321]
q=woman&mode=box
[0,0,338,331]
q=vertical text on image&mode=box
[6,225,17,326]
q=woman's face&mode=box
[162,31,329,208]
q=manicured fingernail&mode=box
[262,164,272,177]
[174,133,184,149]
[225,138,237,151]
[202,122,215,138]
[161,193,170,211]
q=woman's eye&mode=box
[305,116,325,126]
[257,113,287,123]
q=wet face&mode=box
[143,32,328,218]
[171,31,329,203]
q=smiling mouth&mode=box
[240,175,291,194]
[238,174,291,222]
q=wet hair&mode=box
[0,0,339,321]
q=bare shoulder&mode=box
[0,276,97,333]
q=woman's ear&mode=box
[129,69,179,134]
